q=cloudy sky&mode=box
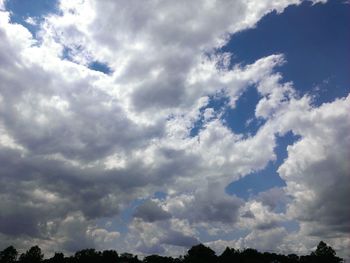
[0,0,349,259]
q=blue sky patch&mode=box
[153,191,167,200]
[61,46,73,61]
[5,0,58,36]
[221,86,263,135]
[226,131,300,199]
[190,92,228,137]
[190,87,263,137]
[97,198,147,235]
[281,220,300,233]
[88,61,113,75]
[221,0,350,105]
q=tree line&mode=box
[0,241,343,263]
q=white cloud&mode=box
[0,0,348,259]
[0,0,5,11]
[237,227,288,252]
[278,95,350,237]
[24,16,38,26]
[205,227,288,255]
[163,183,243,224]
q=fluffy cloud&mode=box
[255,187,288,211]
[163,183,243,224]
[39,0,308,119]
[238,227,288,252]
[0,0,348,259]
[126,217,199,255]
[278,95,350,237]
[133,200,172,222]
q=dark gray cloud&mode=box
[242,210,255,219]
[183,185,244,224]
[162,184,245,227]
[255,187,287,211]
[0,214,39,237]
[137,243,165,255]
[134,200,172,222]
[161,231,199,247]
[193,196,243,223]
[256,220,280,230]
[131,75,187,111]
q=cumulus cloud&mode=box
[278,95,350,236]
[0,0,4,11]
[238,227,288,252]
[125,217,199,255]
[237,200,285,232]
[161,231,199,248]
[162,183,244,224]
[0,0,348,259]
[255,187,287,211]
[133,200,172,222]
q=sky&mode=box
[0,0,349,260]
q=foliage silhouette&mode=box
[218,247,240,263]
[144,255,174,263]
[0,241,343,263]
[309,241,343,263]
[184,244,216,263]
[46,253,64,263]
[312,240,336,256]
[0,246,18,263]
[102,250,119,263]
[18,246,43,263]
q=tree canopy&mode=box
[0,241,343,263]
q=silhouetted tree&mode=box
[287,253,299,263]
[0,246,18,263]
[120,252,141,263]
[312,241,335,257]
[144,254,174,263]
[0,240,344,263]
[45,252,65,263]
[74,249,101,263]
[240,248,261,263]
[18,246,44,263]
[184,244,217,263]
[101,250,119,263]
[219,247,240,263]
[173,256,184,263]
[310,241,343,263]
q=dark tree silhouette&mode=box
[240,248,261,263]
[45,252,65,263]
[74,249,101,263]
[119,252,141,263]
[0,246,18,263]
[218,247,240,263]
[143,254,175,263]
[310,241,343,263]
[0,240,344,263]
[184,244,217,263]
[18,246,43,263]
[287,253,300,262]
[101,250,119,263]
[312,241,336,257]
